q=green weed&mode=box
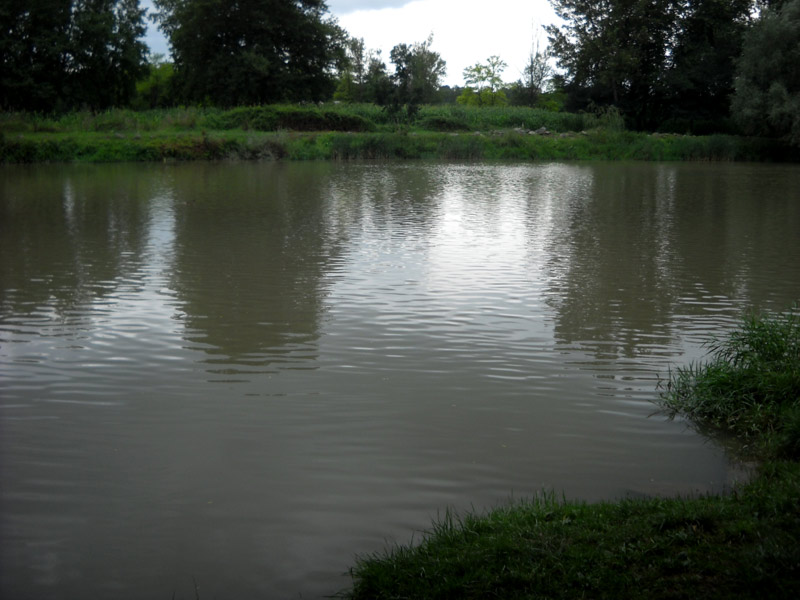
[659,307,800,459]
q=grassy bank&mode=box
[2,105,797,163]
[338,308,800,600]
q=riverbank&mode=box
[339,308,800,599]
[3,129,795,164]
[1,105,797,163]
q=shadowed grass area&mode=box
[0,104,599,135]
[2,129,794,164]
[338,308,800,600]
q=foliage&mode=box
[458,56,508,106]
[131,54,175,110]
[456,87,509,107]
[151,0,345,106]
[732,0,800,146]
[511,38,554,107]
[662,0,753,128]
[363,52,396,106]
[545,0,678,128]
[333,37,366,103]
[660,307,800,459]
[545,0,753,131]
[0,0,148,111]
[334,39,396,105]
[389,34,447,106]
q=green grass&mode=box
[3,129,793,164]
[341,470,800,600]
[659,308,800,460]
[2,104,797,163]
[0,104,592,135]
[338,308,800,599]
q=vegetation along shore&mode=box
[3,1,799,164]
[337,307,800,599]
[1,104,798,164]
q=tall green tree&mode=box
[458,55,508,106]
[732,0,800,145]
[662,0,752,132]
[0,0,72,111]
[334,36,366,102]
[545,0,682,128]
[389,34,446,106]
[0,0,147,111]
[545,0,754,131]
[132,53,175,109]
[519,39,553,106]
[68,0,149,108]
[363,50,394,105]
[152,0,346,106]
[333,37,391,103]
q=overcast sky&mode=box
[142,0,559,87]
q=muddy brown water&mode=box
[1,161,799,599]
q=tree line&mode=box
[1,0,148,112]
[546,0,799,139]
[1,0,798,143]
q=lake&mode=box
[1,160,799,599]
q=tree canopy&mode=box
[152,0,346,106]
[389,34,446,106]
[332,34,446,109]
[732,0,800,144]
[458,56,508,106]
[0,0,148,111]
[545,0,754,131]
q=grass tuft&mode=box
[659,307,800,459]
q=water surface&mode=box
[2,161,799,599]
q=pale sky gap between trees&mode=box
[141,0,560,87]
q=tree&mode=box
[0,0,72,111]
[457,55,508,106]
[68,0,149,108]
[152,0,346,105]
[519,39,553,106]
[132,53,175,109]
[732,0,800,145]
[333,37,394,103]
[0,0,148,111]
[662,0,752,132]
[545,0,754,131]
[363,50,394,105]
[545,0,682,128]
[389,34,446,106]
